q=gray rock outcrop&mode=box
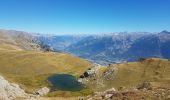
[0,76,27,100]
[89,88,116,100]
[0,75,51,100]
[35,87,50,96]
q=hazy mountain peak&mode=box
[160,30,170,34]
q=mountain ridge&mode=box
[2,29,170,65]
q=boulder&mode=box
[35,87,50,96]
[78,78,83,83]
[105,88,116,94]
[137,82,152,90]
[104,94,113,99]
[79,75,85,78]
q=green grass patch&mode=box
[47,87,93,97]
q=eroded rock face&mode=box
[0,76,27,100]
[35,87,50,96]
[0,75,51,100]
[79,64,103,79]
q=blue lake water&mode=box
[48,74,84,91]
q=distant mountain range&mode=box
[37,30,170,65]
[36,35,86,52]
[1,29,169,65]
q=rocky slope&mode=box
[0,75,52,100]
[0,29,41,51]
[0,75,33,100]
[0,29,55,52]
[86,87,170,100]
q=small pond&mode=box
[48,74,84,91]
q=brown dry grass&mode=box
[0,50,91,92]
[86,58,170,92]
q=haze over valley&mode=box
[38,30,170,65]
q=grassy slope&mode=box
[0,49,91,92]
[110,58,170,88]
[0,32,92,96]
[87,58,170,91]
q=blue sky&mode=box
[0,0,170,35]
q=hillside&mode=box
[76,58,170,99]
[80,58,170,91]
[0,30,92,93]
[0,29,42,51]
[0,50,91,92]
